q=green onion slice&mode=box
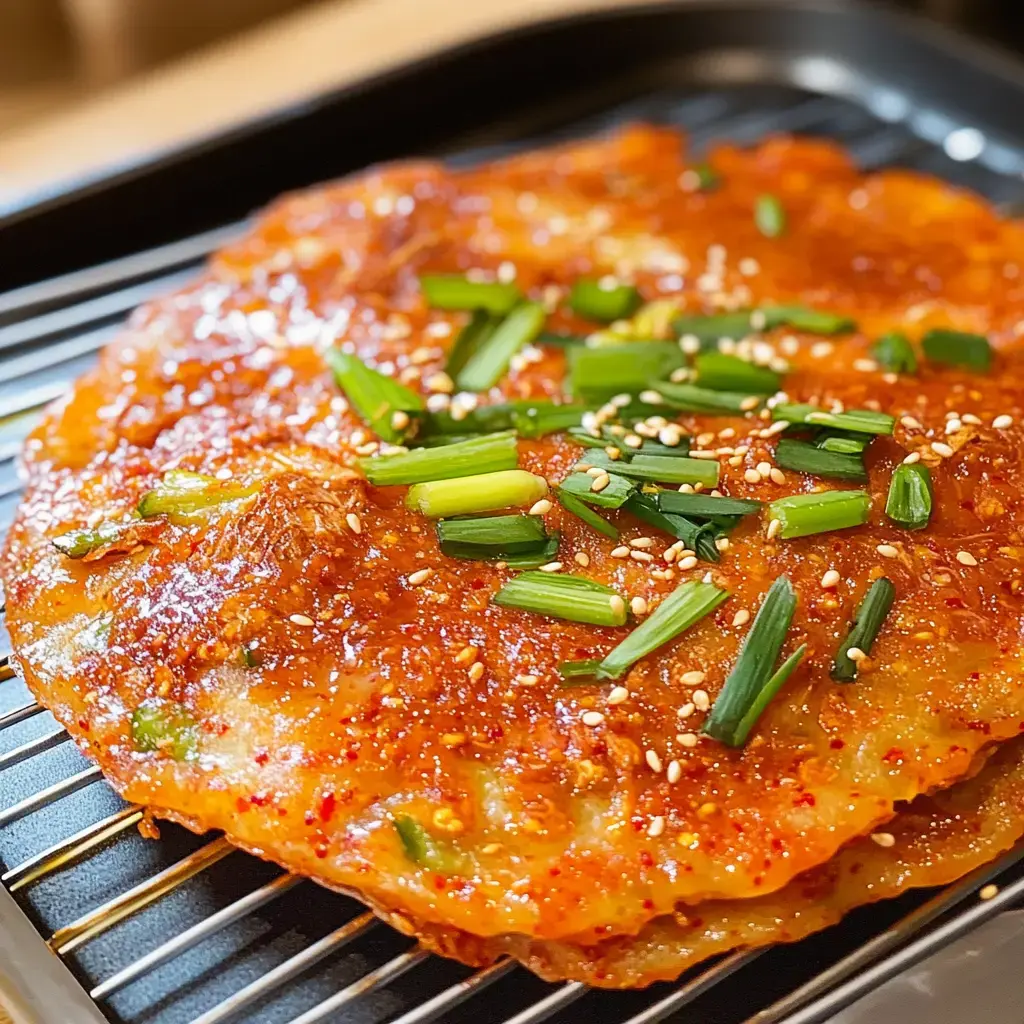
[625,493,720,562]
[406,470,547,518]
[569,279,641,322]
[360,431,517,486]
[557,489,619,539]
[131,699,199,760]
[831,577,896,682]
[446,309,496,378]
[578,451,719,488]
[656,491,761,518]
[597,580,729,679]
[436,514,547,552]
[326,349,423,442]
[755,194,787,238]
[502,534,562,570]
[817,434,868,454]
[773,403,895,436]
[493,572,626,626]
[871,332,918,373]
[569,343,682,401]
[456,302,547,392]
[690,163,721,191]
[885,463,932,530]
[137,471,260,522]
[703,576,799,746]
[760,305,855,334]
[52,521,130,558]
[693,352,781,394]
[538,331,587,347]
[651,380,762,415]
[394,815,464,872]
[774,438,868,482]
[420,275,522,314]
[559,471,635,509]
[768,489,871,539]
[921,328,993,373]
[513,402,591,438]
[730,645,807,746]
[557,659,604,684]
[673,312,753,346]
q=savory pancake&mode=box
[4,126,1024,953]
[411,737,1024,986]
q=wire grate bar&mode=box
[2,806,144,890]
[749,839,1024,1024]
[189,911,377,1024]
[623,949,764,1024]
[285,948,429,1024]
[0,379,67,422]
[0,324,119,387]
[0,221,246,322]
[0,700,43,731]
[0,728,69,771]
[91,872,303,1001]
[0,654,16,682]
[500,981,586,1024]
[0,270,197,356]
[386,959,517,1024]
[49,835,234,955]
[0,765,103,829]
[772,863,1024,1024]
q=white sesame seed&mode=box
[609,595,626,617]
[611,546,630,558]
[821,569,841,588]
[516,674,539,686]
[529,499,552,515]
[355,442,379,456]
[962,413,982,426]
[289,613,314,626]
[468,662,485,682]
[426,393,451,413]
[810,341,834,359]
[623,433,643,449]
[645,749,664,773]
[391,410,410,431]
[425,371,454,394]
[980,883,999,900]
[630,596,649,616]
[607,685,629,705]
[876,544,899,559]
[732,609,750,628]
[744,468,761,484]
[901,415,922,430]
[538,561,564,573]
[630,537,655,549]
[346,512,362,534]
[408,568,433,585]
[678,555,698,571]
[956,550,979,566]
[870,832,895,848]
[769,467,787,485]
[902,451,921,465]
[455,645,478,665]
[993,414,1014,429]
[677,732,699,748]
[574,551,590,567]
[692,689,711,711]
[931,441,954,458]
[681,670,706,686]
[847,646,867,663]
[581,711,605,727]
[647,815,666,838]
[853,358,878,373]
[677,702,695,719]
[740,396,761,412]
[666,759,682,783]
[630,550,654,563]
[715,537,730,552]
[767,518,782,540]
[945,418,962,435]
[591,473,611,492]
[689,449,718,460]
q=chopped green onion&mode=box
[773,403,895,436]
[557,489,619,539]
[131,699,198,760]
[568,428,691,459]
[597,580,729,678]
[52,521,128,558]
[537,331,587,347]
[921,328,992,372]
[406,470,547,518]
[871,332,917,373]
[137,471,260,521]
[656,491,761,518]
[445,309,496,378]
[493,572,626,626]
[421,403,516,437]
[359,431,517,486]
[774,438,867,482]
[502,534,561,570]
[625,493,720,562]
[513,402,591,438]
[650,380,762,415]
[420,275,522,314]
[755,194,786,238]
[579,451,719,487]
[456,302,547,392]
[768,490,871,539]
[557,659,604,684]
[729,645,807,746]
[394,815,463,872]
[569,343,682,401]
[559,471,635,509]
[673,311,753,346]
[885,463,932,530]
[569,279,641,322]
[326,349,423,442]
[703,576,798,746]
[241,643,262,668]
[831,577,896,682]
[690,163,720,191]
[817,433,868,454]
[436,514,547,553]
[760,305,855,335]
[693,351,781,394]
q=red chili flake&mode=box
[794,792,816,807]
[254,750,270,765]
[249,791,272,807]
[470,579,486,590]
[882,747,904,763]
[345,749,359,761]
[642,898,655,911]
[304,810,316,826]
[235,797,250,813]
[78,718,90,731]
[548,866,561,877]
[319,791,337,823]
[433,875,448,890]
[639,851,654,868]
[314,841,329,859]
[829,738,845,750]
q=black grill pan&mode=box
[3,3,1024,1023]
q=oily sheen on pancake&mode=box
[4,127,1024,955]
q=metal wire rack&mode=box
[4,79,1024,1024]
